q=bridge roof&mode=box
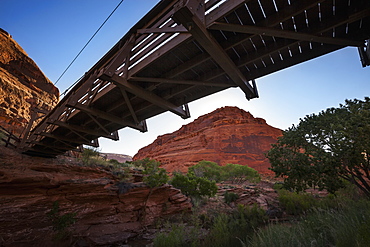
[21,0,370,157]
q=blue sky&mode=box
[1,1,370,156]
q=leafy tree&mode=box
[267,98,370,197]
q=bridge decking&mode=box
[21,0,370,157]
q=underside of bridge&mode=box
[20,0,370,157]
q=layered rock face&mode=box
[134,107,282,175]
[0,28,59,135]
[0,146,190,246]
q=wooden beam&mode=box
[129,77,233,87]
[29,141,69,153]
[120,88,140,124]
[101,73,191,119]
[25,147,62,156]
[172,1,258,100]
[41,132,98,147]
[49,120,119,140]
[86,113,111,135]
[209,22,364,47]
[137,26,188,34]
[67,102,147,132]
[205,0,248,26]
[163,0,328,81]
[103,34,136,77]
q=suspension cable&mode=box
[55,0,125,86]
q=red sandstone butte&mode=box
[134,106,282,175]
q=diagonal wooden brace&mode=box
[172,0,258,100]
[100,73,191,119]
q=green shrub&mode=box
[221,163,261,184]
[139,158,168,188]
[189,160,223,182]
[47,201,77,241]
[205,204,267,247]
[250,199,370,247]
[154,222,201,247]
[206,214,231,247]
[154,224,186,247]
[108,159,121,166]
[80,147,101,166]
[272,182,284,191]
[224,191,239,204]
[277,189,317,215]
[188,161,261,184]
[171,172,217,198]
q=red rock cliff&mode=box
[0,28,59,135]
[134,107,282,175]
[0,146,190,246]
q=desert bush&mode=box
[47,201,77,241]
[154,224,187,247]
[189,160,261,184]
[80,147,101,166]
[171,172,217,198]
[224,191,239,204]
[140,158,168,188]
[154,221,202,247]
[189,160,223,181]
[250,199,370,247]
[221,163,261,183]
[272,182,284,191]
[204,204,267,247]
[108,158,121,166]
[277,189,317,215]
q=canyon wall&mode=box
[134,107,282,175]
[0,28,59,135]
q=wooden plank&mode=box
[129,76,233,87]
[137,26,188,34]
[209,22,364,47]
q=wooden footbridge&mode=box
[19,0,370,157]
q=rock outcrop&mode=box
[0,146,191,246]
[134,107,282,175]
[103,153,133,163]
[0,28,59,135]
